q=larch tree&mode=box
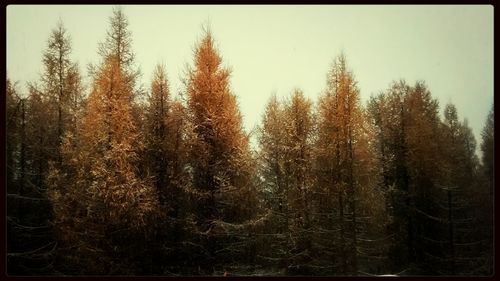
[256,90,319,275]
[47,55,161,274]
[145,64,171,205]
[367,81,411,271]
[6,8,493,276]
[143,64,191,271]
[314,54,387,275]
[14,21,84,268]
[11,20,85,275]
[96,7,148,183]
[441,104,480,197]
[162,98,191,245]
[477,106,494,275]
[6,79,58,274]
[256,93,289,271]
[368,80,446,274]
[41,20,83,164]
[404,81,443,271]
[184,28,258,273]
[281,89,315,274]
[97,6,141,103]
[434,103,484,275]
[6,78,26,267]
[18,20,83,197]
[24,84,53,195]
[480,106,494,196]
[6,78,20,194]
[258,94,287,215]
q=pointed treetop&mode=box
[98,6,134,68]
[444,103,458,125]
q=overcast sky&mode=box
[7,5,493,155]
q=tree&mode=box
[6,78,25,267]
[404,81,443,271]
[8,24,85,273]
[431,103,484,275]
[41,20,83,164]
[477,106,494,275]
[255,94,288,270]
[367,81,412,271]
[143,64,191,273]
[258,94,286,212]
[481,107,494,195]
[6,79,58,275]
[162,98,191,247]
[256,90,320,275]
[314,54,387,275]
[8,22,84,216]
[145,64,171,204]
[97,6,141,102]
[441,104,480,194]
[12,20,83,200]
[280,89,315,274]
[6,78,20,194]
[184,28,258,274]
[368,80,451,274]
[47,56,160,274]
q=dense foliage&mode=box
[6,7,494,276]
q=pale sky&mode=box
[7,5,493,156]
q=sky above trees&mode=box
[6,5,493,155]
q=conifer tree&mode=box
[477,107,494,274]
[184,28,257,273]
[481,107,494,195]
[145,64,171,203]
[6,78,20,193]
[142,64,191,272]
[314,54,387,275]
[281,89,315,274]
[368,81,446,274]
[47,55,160,274]
[435,104,486,274]
[42,21,83,158]
[255,94,289,271]
[97,6,141,102]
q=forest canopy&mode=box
[6,7,494,276]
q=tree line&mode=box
[6,7,494,276]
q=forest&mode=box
[6,7,494,276]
